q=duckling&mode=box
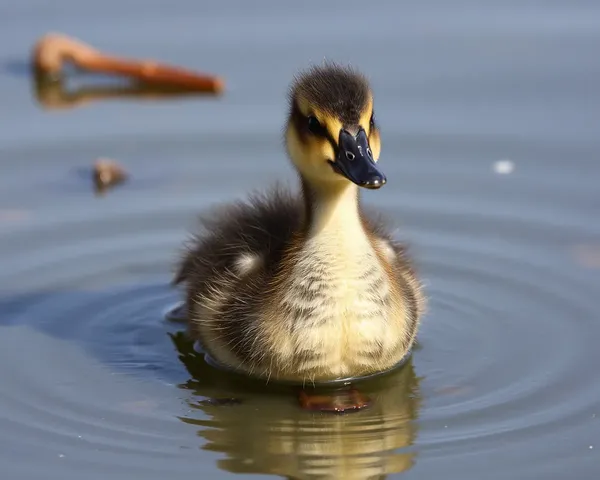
[174,63,426,409]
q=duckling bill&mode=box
[174,63,426,412]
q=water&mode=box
[1,1,599,478]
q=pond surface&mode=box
[1,1,599,479]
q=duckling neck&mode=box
[301,179,367,242]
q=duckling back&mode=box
[174,186,304,371]
[174,186,301,289]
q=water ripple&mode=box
[2,2,600,475]
[0,182,598,478]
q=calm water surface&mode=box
[1,1,599,479]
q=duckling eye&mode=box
[369,113,375,128]
[307,116,326,136]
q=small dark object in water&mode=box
[93,158,127,193]
[298,387,372,414]
[198,397,243,407]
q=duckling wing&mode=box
[361,208,426,319]
[173,185,302,287]
[361,208,413,264]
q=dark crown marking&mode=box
[288,63,371,126]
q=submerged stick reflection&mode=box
[32,71,218,111]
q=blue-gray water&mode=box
[1,1,599,479]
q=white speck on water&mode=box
[58,454,65,458]
[493,159,515,175]
[590,445,594,450]
[77,435,82,439]
[444,425,448,428]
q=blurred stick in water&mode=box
[31,32,224,94]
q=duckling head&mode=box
[285,63,384,190]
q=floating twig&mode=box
[32,33,224,94]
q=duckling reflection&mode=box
[170,331,422,480]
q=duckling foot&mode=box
[298,387,372,414]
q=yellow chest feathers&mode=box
[270,233,405,379]
[281,235,391,323]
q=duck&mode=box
[173,63,426,410]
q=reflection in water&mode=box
[31,71,215,111]
[169,332,422,480]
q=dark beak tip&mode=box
[361,175,386,189]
